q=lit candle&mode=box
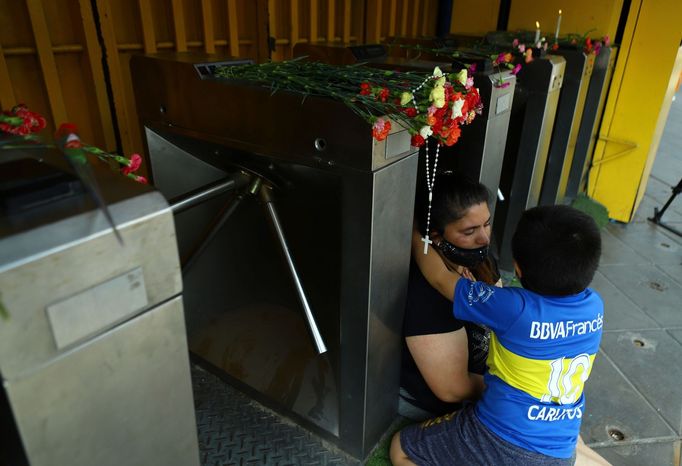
[555,10,562,42]
[534,21,541,46]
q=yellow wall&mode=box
[508,0,623,40]
[588,0,682,222]
[449,0,623,40]
[449,0,499,35]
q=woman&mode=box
[400,171,498,421]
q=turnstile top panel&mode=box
[130,52,417,173]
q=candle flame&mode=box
[559,9,562,14]
[536,21,540,28]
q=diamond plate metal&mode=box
[191,365,359,466]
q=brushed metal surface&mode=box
[1,146,198,465]
[46,267,148,349]
[6,297,199,466]
[131,53,414,173]
[566,46,618,200]
[0,190,181,379]
[494,55,566,271]
[540,49,596,206]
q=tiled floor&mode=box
[580,93,682,465]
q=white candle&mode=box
[555,10,562,42]
[534,21,541,46]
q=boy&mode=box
[391,205,603,466]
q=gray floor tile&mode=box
[591,271,660,331]
[668,329,682,347]
[591,441,680,466]
[652,151,682,186]
[599,264,682,326]
[652,154,682,189]
[645,176,682,217]
[606,222,682,264]
[600,330,682,434]
[658,224,682,247]
[599,227,651,266]
[658,264,682,287]
[633,194,682,225]
[581,353,675,444]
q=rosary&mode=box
[421,141,440,254]
[407,73,442,255]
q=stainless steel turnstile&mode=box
[493,55,566,271]
[539,48,596,206]
[0,149,199,466]
[566,46,618,200]
[131,52,418,460]
[293,42,516,217]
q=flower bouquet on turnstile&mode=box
[0,105,147,184]
[215,59,483,148]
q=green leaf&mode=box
[0,292,8,320]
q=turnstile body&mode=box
[566,46,618,200]
[539,49,596,206]
[131,52,418,460]
[494,55,566,271]
[293,42,516,218]
[0,149,199,466]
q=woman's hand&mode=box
[461,267,476,281]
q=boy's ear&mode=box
[513,261,523,278]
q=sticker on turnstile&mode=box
[46,267,148,349]
[496,93,511,115]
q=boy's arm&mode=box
[411,227,461,301]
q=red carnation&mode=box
[55,122,79,140]
[404,107,418,118]
[378,87,390,102]
[372,118,391,141]
[445,124,461,146]
[122,153,143,175]
[411,134,425,147]
[360,82,371,96]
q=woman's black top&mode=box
[400,257,499,415]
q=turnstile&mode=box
[293,42,516,218]
[493,54,566,271]
[566,46,618,200]
[539,48,596,206]
[0,149,199,466]
[131,52,418,461]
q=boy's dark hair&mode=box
[415,171,490,235]
[512,205,601,296]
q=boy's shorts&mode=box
[400,405,576,466]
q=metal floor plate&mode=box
[191,365,358,466]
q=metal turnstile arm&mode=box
[169,173,250,274]
[260,184,328,354]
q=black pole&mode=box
[436,0,454,38]
[497,0,512,31]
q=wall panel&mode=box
[0,0,114,150]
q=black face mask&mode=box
[436,239,489,268]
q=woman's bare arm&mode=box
[412,228,461,301]
[406,328,484,402]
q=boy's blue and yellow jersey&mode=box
[453,279,604,459]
